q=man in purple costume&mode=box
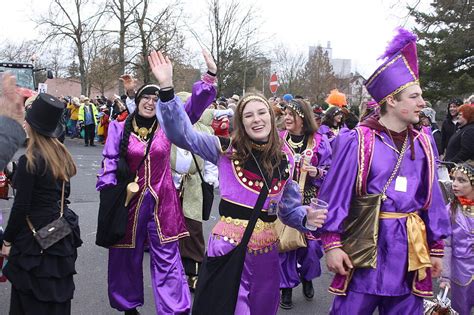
[96,51,217,315]
[318,28,451,315]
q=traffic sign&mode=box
[269,73,279,94]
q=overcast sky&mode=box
[0,0,429,78]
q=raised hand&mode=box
[202,50,217,74]
[148,50,173,88]
[0,73,24,125]
[119,74,137,91]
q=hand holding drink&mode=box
[305,198,328,231]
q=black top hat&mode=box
[26,93,65,138]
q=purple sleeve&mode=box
[419,169,451,244]
[278,180,312,233]
[157,96,221,165]
[96,121,124,190]
[311,134,332,188]
[318,130,359,234]
[183,80,217,124]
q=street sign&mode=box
[38,83,48,93]
[269,73,279,94]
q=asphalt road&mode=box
[0,138,335,314]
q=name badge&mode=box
[394,176,407,192]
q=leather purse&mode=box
[275,218,307,252]
[342,132,408,269]
[26,181,72,250]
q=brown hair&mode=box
[26,127,77,181]
[230,93,284,177]
[286,99,318,136]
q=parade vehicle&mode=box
[0,61,53,104]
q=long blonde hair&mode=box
[25,126,77,181]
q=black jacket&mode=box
[441,118,458,155]
[444,122,474,163]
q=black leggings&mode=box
[84,124,95,145]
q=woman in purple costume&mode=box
[441,161,474,315]
[149,50,328,315]
[278,99,332,309]
[96,52,217,315]
[318,106,346,143]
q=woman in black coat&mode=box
[445,104,474,164]
[441,98,463,155]
[1,94,81,315]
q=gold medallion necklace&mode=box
[287,134,305,149]
[132,118,156,140]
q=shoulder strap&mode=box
[26,181,66,234]
[191,153,205,183]
[240,182,270,248]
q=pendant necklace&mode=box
[132,118,156,140]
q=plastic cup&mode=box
[306,198,328,231]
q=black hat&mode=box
[135,84,160,105]
[26,93,65,138]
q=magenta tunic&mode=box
[96,80,216,245]
[96,80,216,313]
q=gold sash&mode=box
[379,211,432,280]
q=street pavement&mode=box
[0,138,335,314]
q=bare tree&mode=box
[272,44,306,96]
[36,0,108,95]
[189,0,263,93]
[125,0,185,83]
[88,36,122,95]
[0,40,40,62]
[105,0,144,94]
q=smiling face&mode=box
[387,84,426,125]
[449,103,459,117]
[452,170,474,199]
[138,94,158,118]
[284,108,304,135]
[241,100,272,142]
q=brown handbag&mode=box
[342,131,408,269]
[26,181,72,250]
[275,218,307,252]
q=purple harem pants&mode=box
[330,290,423,315]
[279,238,324,288]
[452,281,474,315]
[108,191,190,314]
[207,235,280,315]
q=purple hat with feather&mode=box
[364,28,419,105]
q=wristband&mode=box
[3,241,11,247]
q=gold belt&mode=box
[379,211,432,280]
[220,216,275,233]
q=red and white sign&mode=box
[269,73,279,94]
